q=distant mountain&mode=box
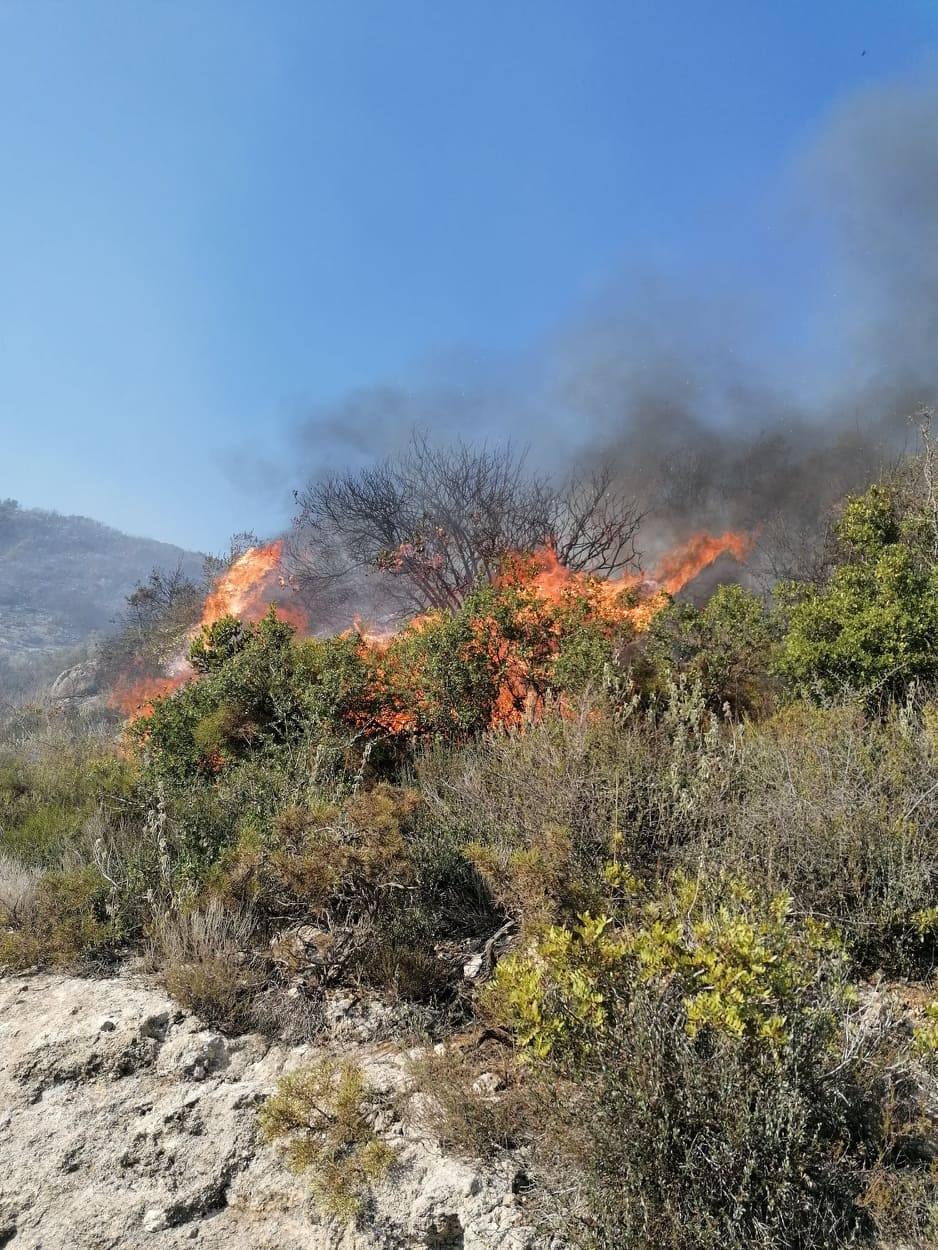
[0,499,203,690]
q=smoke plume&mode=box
[231,72,938,586]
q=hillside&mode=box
[0,499,202,694]
[2,461,938,1248]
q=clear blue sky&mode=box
[1,1,936,551]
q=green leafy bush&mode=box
[484,873,934,1249]
[0,864,118,970]
[485,874,840,1060]
[647,583,778,714]
[779,484,938,701]
[913,999,938,1055]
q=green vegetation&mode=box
[778,484,938,700]
[259,1059,396,1221]
[3,454,938,1244]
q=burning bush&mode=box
[4,458,938,1245]
[131,528,753,778]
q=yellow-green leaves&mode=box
[913,1000,938,1055]
[486,874,838,1060]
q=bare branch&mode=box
[289,431,643,617]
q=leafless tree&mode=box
[289,432,643,616]
[97,564,204,682]
[98,533,259,683]
[752,513,839,592]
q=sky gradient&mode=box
[2,1,937,551]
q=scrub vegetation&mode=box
[2,440,938,1246]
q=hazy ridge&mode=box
[0,498,202,695]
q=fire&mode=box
[652,530,753,595]
[109,540,310,717]
[347,527,754,737]
[200,540,308,632]
[110,524,753,734]
[108,673,190,718]
[478,528,754,730]
[350,615,398,650]
[515,529,753,606]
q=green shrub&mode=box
[417,680,736,931]
[543,987,873,1250]
[484,874,840,1060]
[205,783,463,1000]
[778,484,938,701]
[0,719,139,866]
[484,873,934,1249]
[136,611,309,779]
[0,864,118,970]
[647,583,778,715]
[913,999,938,1055]
[685,699,938,975]
[259,1059,396,1222]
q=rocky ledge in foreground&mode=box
[0,974,536,1250]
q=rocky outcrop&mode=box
[48,661,100,704]
[0,974,538,1250]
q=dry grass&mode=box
[0,852,42,927]
[150,899,264,1031]
[408,1044,529,1159]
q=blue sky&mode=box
[1,1,937,552]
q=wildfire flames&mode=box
[109,540,308,716]
[490,529,753,727]
[107,673,188,719]
[109,529,752,722]
[515,529,753,603]
[353,528,754,736]
[200,540,307,632]
[652,530,753,595]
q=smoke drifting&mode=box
[542,74,938,553]
[231,72,938,582]
[805,77,938,402]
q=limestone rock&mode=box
[0,973,542,1249]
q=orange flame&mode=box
[108,673,191,718]
[349,615,398,650]
[111,527,752,729]
[110,540,309,718]
[349,528,753,737]
[652,530,754,595]
[200,540,308,631]
[514,529,753,606]
[479,528,754,729]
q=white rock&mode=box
[470,1071,505,1098]
[0,971,543,1249]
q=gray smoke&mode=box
[230,73,938,580]
[547,75,938,542]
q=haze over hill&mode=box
[0,498,202,694]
